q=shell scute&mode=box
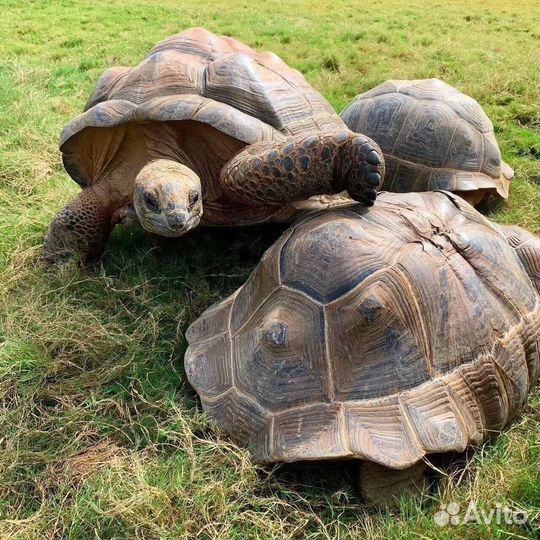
[393,101,457,168]
[274,404,351,462]
[345,397,424,469]
[232,288,329,412]
[204,389,272,462]
[399,382,469,453]
[326,271,431,400]
[279,212,387,303]
[185,334,233,397]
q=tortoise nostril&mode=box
[168,212,187,228]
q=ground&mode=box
[0,0,538,538]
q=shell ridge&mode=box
[446,234,534,322]
[322,305,336,400]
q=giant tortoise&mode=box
[341,79,513,206]
[44,28,383,264]
[185,191,539,504]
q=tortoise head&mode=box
[134,159,203,237]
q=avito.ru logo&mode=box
[434,502,528,527]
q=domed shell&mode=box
[341,79,513,199]
[60,27,343,187]
[185,191,540,467]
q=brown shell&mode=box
[341,79,513,199]
[185,191,540,467]
[60,27,343,188]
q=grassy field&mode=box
[0,0,539,538]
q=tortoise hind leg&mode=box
[44,186,119,266]
[219,131,384,207]
[357,461,429,506]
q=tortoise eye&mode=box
[144,192,159,212]
[188,190,200,209]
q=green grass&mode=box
[0,0,539,538]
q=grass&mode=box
[0,0,538,538]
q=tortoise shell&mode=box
[185,191,540,467]
[341,79,513,200]
[60,27,343,189]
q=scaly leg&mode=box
[357,461,428,507]
[219,131,384,206]
[44,186,120,265]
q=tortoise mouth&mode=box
[140,210,201,237]
[164,212,202,237]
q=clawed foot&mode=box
[43,230,102,268]
[43,245,75,266]
[342,135,385,206]
[43,191,113,267]
[43,222,77,266]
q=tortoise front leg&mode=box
[357,461,429,506]
[219,131,384,207]
[44,186,120,265]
